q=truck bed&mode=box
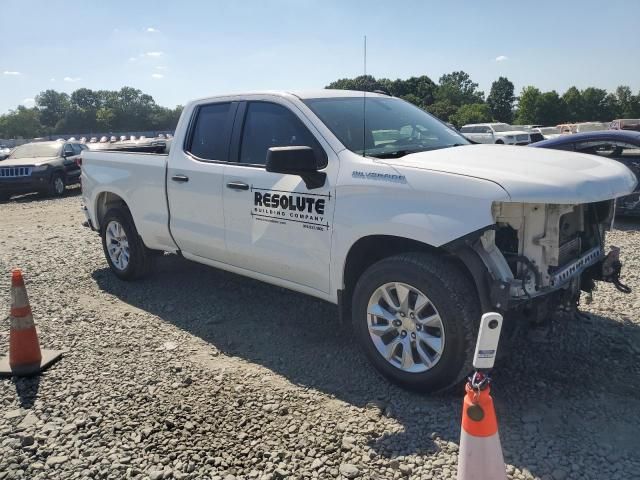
[81,150,177,252]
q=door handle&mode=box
[171,174,189,183]
[226,181,249,191]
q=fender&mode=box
[330,150,510,298]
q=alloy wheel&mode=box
[54,177,65,195]
[366,282,445,373]
[105,220,130,271]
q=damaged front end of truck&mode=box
[448,200,631,323]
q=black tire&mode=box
[495,140,504,144]
[352,252,480,392]
[48,173,66,197]
[101,207,153,280]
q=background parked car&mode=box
[557,123,576,134]
[512,125,555,143]
[575,121,609,133]
[459,123,531,145]
[610,119,640,132]
[0,140,85,201]
[84,135,167,153]
[531,130,640,216]
[517,126,562,142]
[536,126,563,139]
[0,144,11,160]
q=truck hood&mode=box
[381,144,637,204]
[0,156,58,167]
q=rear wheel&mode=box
[352,252,480,392]
[101,207,153,280]
[495,140,504,144]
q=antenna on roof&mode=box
[363,35,367,158]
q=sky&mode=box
[1,0,639,114]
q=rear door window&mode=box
[186,102,233,161]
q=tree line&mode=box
[0,87,183,139]
[2,73,639,138]
[326,73,640,127]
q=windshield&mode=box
[491,124,516,133]
[303,96,469,157]
[8,143,61,159]
[540,127,561,135]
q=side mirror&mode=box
[266,146,326,189]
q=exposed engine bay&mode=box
[465,200,630,314]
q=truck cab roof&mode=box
[188,89,389,104]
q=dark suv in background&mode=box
[0,141,86,201]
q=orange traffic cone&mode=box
[0,269,63,376]
[457,373,507,480]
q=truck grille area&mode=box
[492,200,614,297]
[549,246,603,287]
[0,166,32,178]
[558,236,581,266]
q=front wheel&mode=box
[48,173,66,197]
[352,252,480,392]
[101,207,153,280]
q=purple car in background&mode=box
[531,130,640,216]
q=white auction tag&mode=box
[473,312,503,369]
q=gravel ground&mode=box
[1,189,639,480]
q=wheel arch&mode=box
[94,191,130,231]
[339,234,483,321]
[49,167,65,181]
[100,201,154,280]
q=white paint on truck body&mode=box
[81,90,637,305]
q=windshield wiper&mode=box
[368,149,424,159]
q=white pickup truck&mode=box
[81,90,636,391]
